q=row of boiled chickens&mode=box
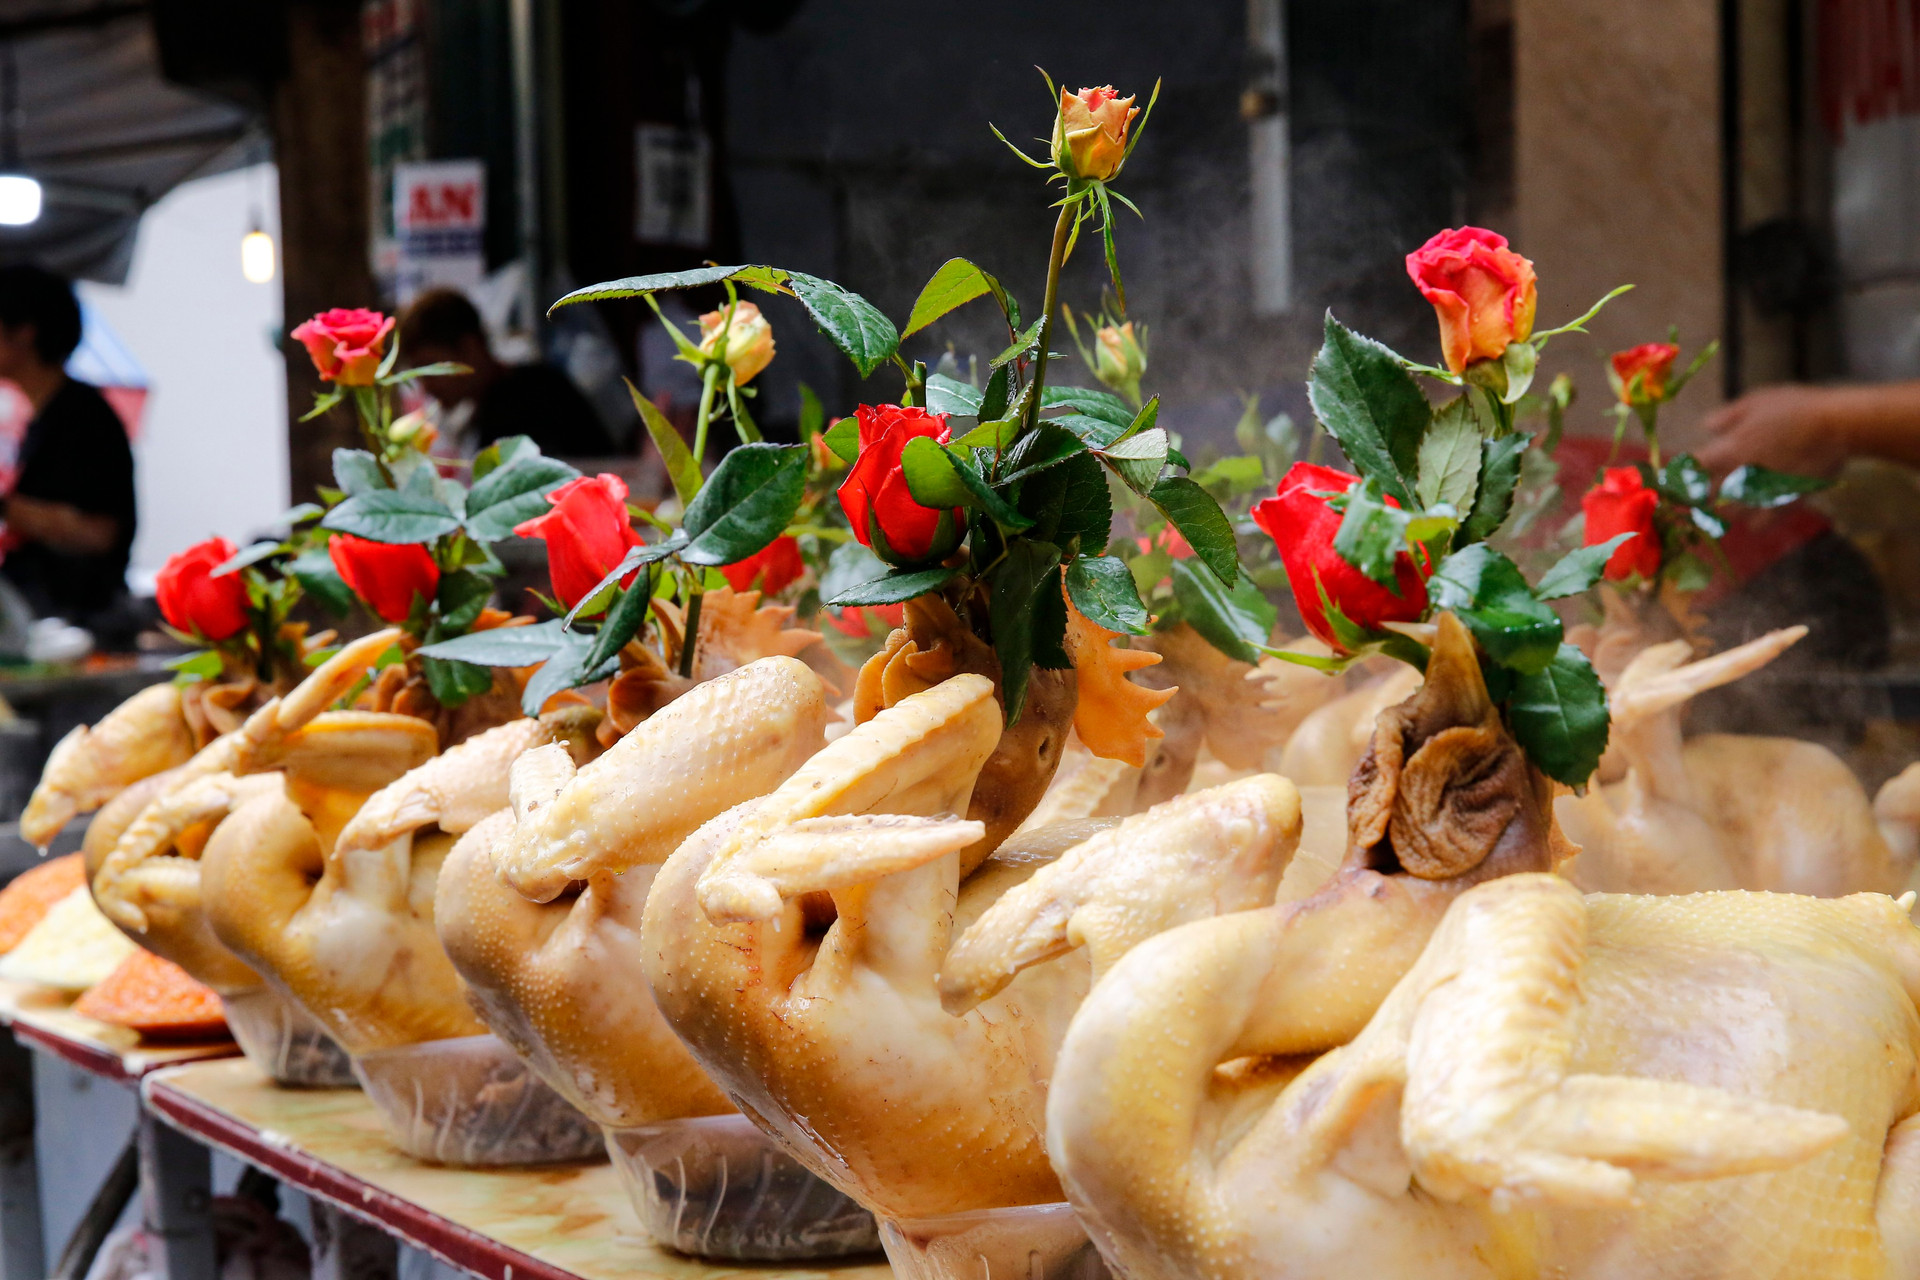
[19,581,1920,1279]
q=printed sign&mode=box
[634,124,711,249]
[393,159,485,303]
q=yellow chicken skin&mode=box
[24,683,197,849]
[642,667,1301,1223]
[195,708,593,1055]
[433,661,828,1129]
[1050,874,1920,1280]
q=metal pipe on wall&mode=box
[508,0,540,348]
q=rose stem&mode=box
[1023,197,1078,434]
[691,362,723,468]
[678,586,703,678]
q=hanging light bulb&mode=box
[241,225,275,283]
[0,174,39,226]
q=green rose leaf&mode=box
[332,448,386,497]
[1148,476,1239,586]
[212,540,282,578]
[950,418,1020,451]
[561,536,687,629]
[1427,544,1563,674]
[285,548,354,616]
[900,436,975,509]
[788,271,900,378]
[1416,397,1482,511]
[1459,432,1529,545]
[826,564,959,607]
[823,416,861,464]
[471,435,540,482]
[585,571,656,671]
[168,650,224,683]
[1643,454,1713,507]
[990,318,1047,371]
[1021,451,1110,551]
[1508,643,1610,786]
[904,258,1004,337]
[1171,558,1276,664]
[1533,534,1634,600]
[519,633,621,717]
[420,654,495,709]
[630,379,703,506]
[678,443,808,566]
[1500,339,1538,405]
[1042,385,1133,429]
[1050,413,1128,448]
[1308,313,1429,507]
[1065,554,1150,636]
[417,619,569,666]
[1332,479,1416,589]
[464,453,582,542]
[989,540,1064,724]
[949,449,1035,532]
[434,568,496,634]
[1002,423,1090,483]
[924,373,985,418]
[1097,426,1169,494]
[1114,395,1159,445]
[1719,464,1832,509]
[548,264,776,313]
[818,540,888,603]
[321,490,461,544]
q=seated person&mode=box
[0,265,135,626]
[397,289,613,458]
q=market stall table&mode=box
[143,1059,893,1280]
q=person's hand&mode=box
[1697,384,1849,476]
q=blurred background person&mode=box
[397,288,612,459]
[0,265,136,628]
[1700,381,1920,475]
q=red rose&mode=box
[826,603,906,638]
[1608,343,1679,405]
[514,473,644,610]
[328,535,440,623]
[1250,462,1431,652]
[721,534,803,595]
[836,404,964,562]
[1405,227,1538,374]
[291,308,394,387]
[1581,467,1662,581]
[155,537,251,642]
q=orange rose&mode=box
[697,301,776,386]
[290,308,394,387]
[1405,228,1537,374]
[1052,86,1138,182]
[1608,343,1679,405]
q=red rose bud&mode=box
[836,404,964,563]
[514,473,644,610]
[721,534,803,596]
[155,537,251,642]
[1251,462,1431,653]
[1608,343,1679,405]
[826,602,905,638]
[1052,86,1139,182]
[1581,467,1662,581]
[1405,227,1538,374]
[290,308,395,387]
[328,535,440,623]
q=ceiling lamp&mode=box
[0,174,39,227]
[240,226,274,283]
[0,46,35,227]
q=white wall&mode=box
[79,163,288,587]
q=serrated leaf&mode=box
[991,318,1046,370]
[990,541,1063,723]
[1332,480,1416,589]
[900,437,974,508]
[1050,413,1128,448]
[420,654,495,708]
[818,539,889,603]
[823,417,860,464]
[949,449,1034,532]
[1148,476,1239,586]
[950,418,1019,450]
[1644,454,1713,507]
[1533,535,1633,600]
[924,372,985,419]
[1508,644,1610,786]
[979,366,1011,421]
[321,490,461,544]
[787,271,901,378]
[1021,451,1109,550]
[1308,313,1429,506]
[1042,385,1132,428]
[1417,398,1482,511]
[1427,544,1563,674]
[548,264,771,313]
[585,572,656,670]
[1719,464,1831,509]
[1460,433,1529,544]
[417,619,569,666]
[1002,424,1089,482]
[333,449,386,497]
[561,537,686,629]
[903,258,1003,337]
[826,564,958,606]
[464,454,581,542]
[1065,555,1150,635]
[1171,558,1276,664]
[471,435,540,483]
[679,444,808,565]
[434,569,495,634]
[1097,426,1169,493]
[630,379,702,506]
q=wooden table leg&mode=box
[137,1111,214,1280]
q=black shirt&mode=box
[3,378,136,621]
[469,364,614,458]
